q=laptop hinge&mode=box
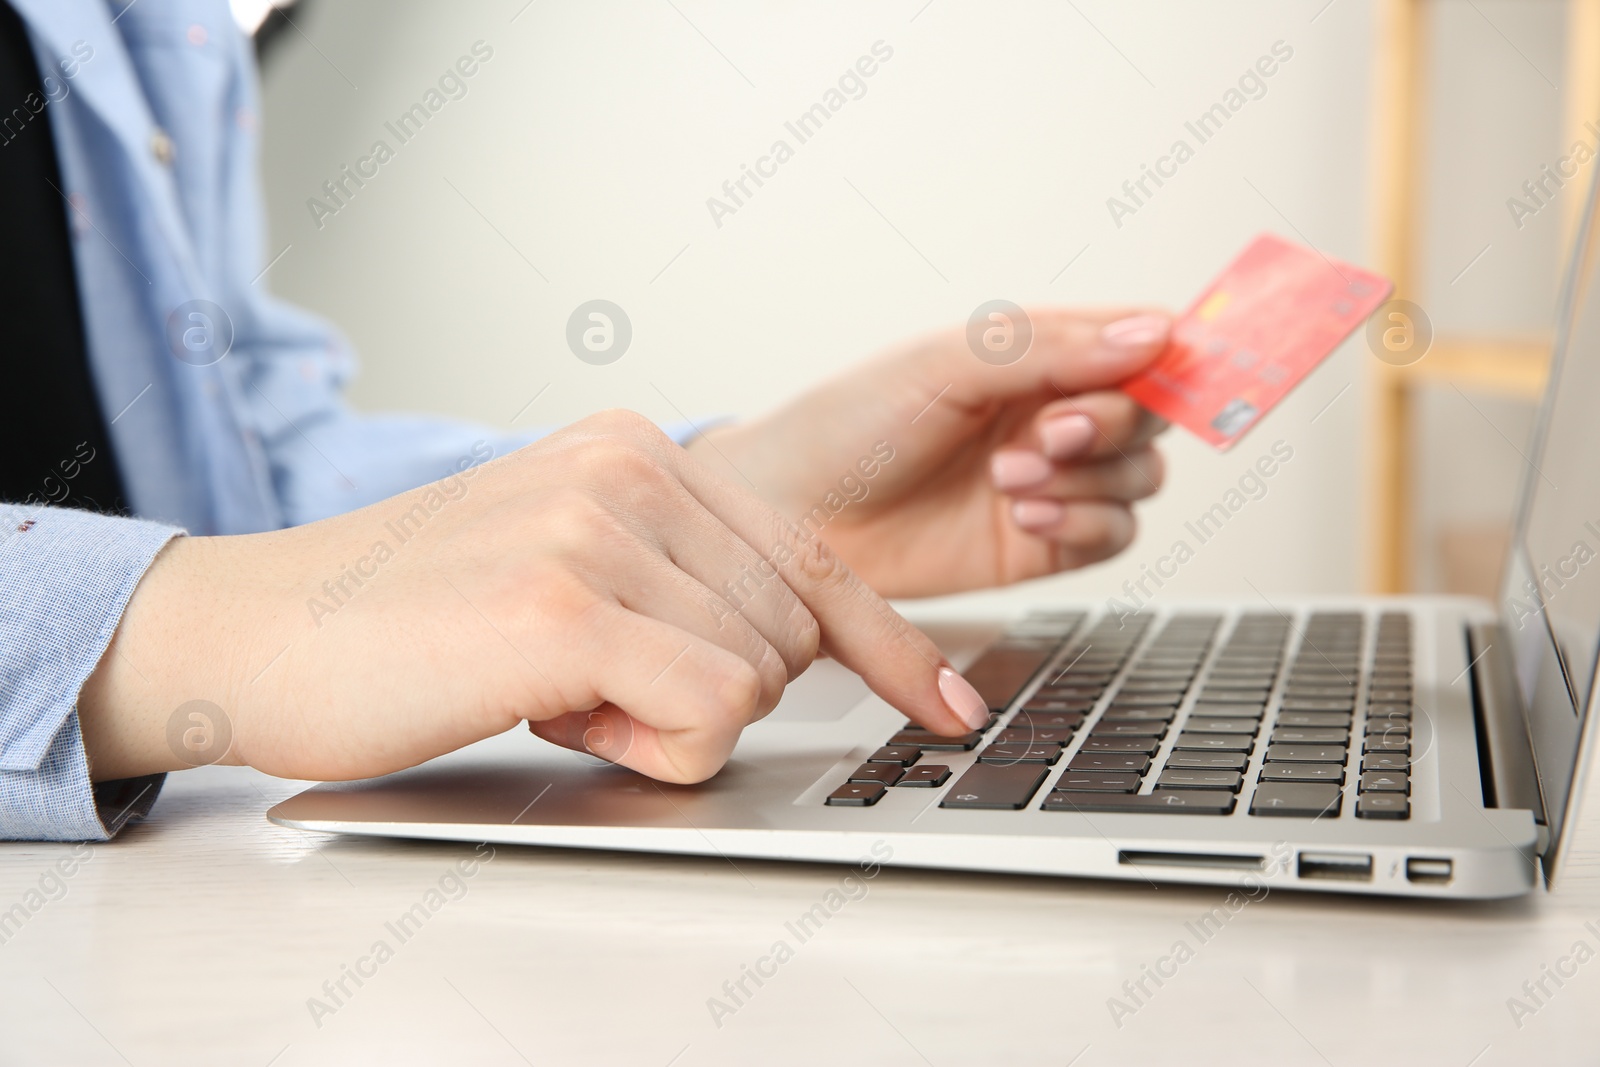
[1468,623,1547,840]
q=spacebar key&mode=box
[1042,791,1235,815]
[940,763,1049,810]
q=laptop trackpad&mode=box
[761,658,873,723]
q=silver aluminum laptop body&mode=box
[268,179,1600,902]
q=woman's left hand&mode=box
[687,308,1171,598]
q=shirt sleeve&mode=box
[0,504,177,841]
[208,25,715,528]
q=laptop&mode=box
[267,180,1600,902]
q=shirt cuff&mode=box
[0,505,181,840]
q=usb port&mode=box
[1297,851,1374,881]
[1406,857,1454,884]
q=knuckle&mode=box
[753,643,789,713]
[792,533,848,589]
[1060,503,1126,549]
[607,445,671,486]
[781,602,822,677]
[655,735,736,785]
[544,485,636,546]
[573,438,670,487]
[1110,507,1138,550]
[584,409,672,448]
[1127,448,1165,497]
[711,657,765,722]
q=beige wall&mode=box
[257,0,1569,605]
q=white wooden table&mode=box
[2,686,1596,1065]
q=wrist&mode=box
[77,534,265,780]
[682,417,824,520]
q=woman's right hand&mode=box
[78,410,988,786]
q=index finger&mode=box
[657,438,988,737]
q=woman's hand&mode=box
[77,411,990,786]
[687,309,1170,598]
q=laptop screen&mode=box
[1499,168,1600,865]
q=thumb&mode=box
[938,307,1172,401]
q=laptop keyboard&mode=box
[825,610,1415,819]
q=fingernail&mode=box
[1012,498,1066,530]
[1039,413,1094,458]
[990,450,1052,490]
[938,666,989,730]
[1100,313,1169,349]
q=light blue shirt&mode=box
[0,1,642,840]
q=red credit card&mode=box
[1120,233,1393,450]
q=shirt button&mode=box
[150,128,176,165]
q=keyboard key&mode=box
[1110,694,1186,709]
[890,729,983,750]
[1033,689,1102,704]
[1045,669,1115,683]
[1101,707,1177,723]
[1010,711,1086,730]
[1280,698,1355,712]
[1124,672,1195,686]
[1269,728,1349,745]
[1164,753,1248,771]
[848,763,904,785]
[898,765,951,787]
[1364,719,1411,736]
[1191,703,1267,719]
[826,782,887,806]
[1053,771,1141,793]
[1206,682,1277,695]
[1198,688,1271,704]
[1368,689,1411,703]
[1283,685,1357,699]
[1043,791,1235,815]
[1287,669,1355,682]
[1173,732,1255,752]
[1156,769,1243,791]
[868,746,921,765]
[941,763,1049,810]
[1356,793,1409,819]
[979,744,1064,765]
[1361,753,1411,772]
[995,727,1076,746]
[1248,782,1342,818]
[1068,753,1152,774]
[1277,711,1352,728]
[1022,684,1096,701]
[1022,698,1095,714]
[1090,721,1168,736]
[1367,703,1413,720]
[1363,736,1410,754]
[1264,744,1347,764]
[1358,770,1409,793]
[1187,717,1260,734]
[962,643,1064,712]
[1080,736,1161,754]
[1205,668,1278,681]
[1258,764,1344,784]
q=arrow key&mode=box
[826,782,887,806]
[1358,770,1410,794]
